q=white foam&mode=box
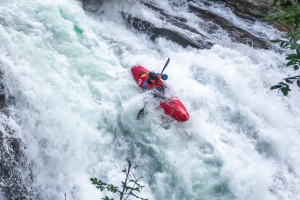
[0,0,299,199]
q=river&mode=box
[0,0,300,199]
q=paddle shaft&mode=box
[160,58,170,75]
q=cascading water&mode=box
[1,0,300,199]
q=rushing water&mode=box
[1,0,300,199]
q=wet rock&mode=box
[272,21,289,32]
[81,0,213,49]
[143,2,206,36]
[143,2,188,23]
[188,4,270,49]
[194,0,289,32]
[0,94,5,109]
[213,0,277,18]
[0,132,30,199]
[0,68,31,199]
[217,0,290,32]
[123,13,213,49]
[82,0,104,14]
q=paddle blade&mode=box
[136,108,145,120]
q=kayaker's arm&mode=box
[155,73,168,80]
[143,81,149,92]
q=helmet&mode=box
[148,71,157,80]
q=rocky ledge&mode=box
[83,0,273,50]
[82,0,273,50]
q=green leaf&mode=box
[271,39,285,43]
[285,79,293,83]
[281,86,291,96]
[287,60,296,66]
[291,43,298,49]
[294,65,299,70]
[286,54,299,60]
[296,49,300,57]
[297,79,300,87]
[270,85,282,89]
[278,82,288,85]
[273,0,279,5]
[101,196,114,200]
[283,43,291,48]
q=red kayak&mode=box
[131,65,189,122]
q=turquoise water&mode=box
[0,0,300,199]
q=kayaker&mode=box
[143,71,168,92]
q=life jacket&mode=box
[143,75,162,91]
[146,78,162,89]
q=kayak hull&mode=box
[131,65,189,122]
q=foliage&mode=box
[270,76,300,95]
[91,160,148,200]
[271,38,300,70]
[266,0,300,95]
[266,2,300,41]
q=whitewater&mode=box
[0,0,300,199]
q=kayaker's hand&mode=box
[157,75,162,79]
[157,87,164,93]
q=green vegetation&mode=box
[266,0,300,95]
[91,160,148,200]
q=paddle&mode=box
[136,58,170,120]
[160,58,170,75]
[136,102,148,120]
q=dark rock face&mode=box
[189,0,258,21]
[0,134,30,200]
[82,0,104,14]
[123,13,214,49]
[123,4,213,49]
[0,70,31,199]
[81,0,213,49]
[192,0,288,32]
[0,94,5,109]
[210,0,289,32]
[223,0,270,18]
[143,2,188,23]
[210,0,277,18]
[81,0,272,50]
[188,4,270,49]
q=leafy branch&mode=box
[271,38,300,70]
[90,160,148,200]
[266,1,300,42]
[266,0,300,95]
[270,75,300,95]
